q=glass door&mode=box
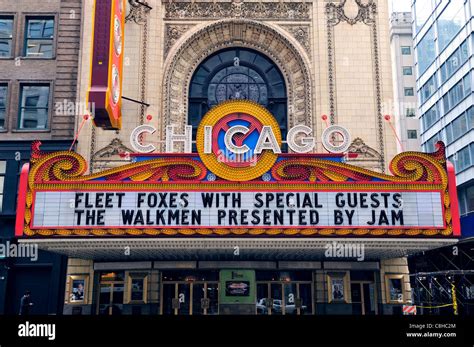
[161,281,219,315]
[283,282,297,315]
[97,272,125,315]
[256,282,313,315]
[256,283,269,315]
[177,283,191,315]
[298,283,313,315]
[162,283,175,315]
[362,283,377,315]
[192,283,204,316]
[351,283,363,315]
[206,283,219,315]
[270,283,283,315]
[351,282,378,315]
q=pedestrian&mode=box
[19,290,33,315]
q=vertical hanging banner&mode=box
[87,0,126,130]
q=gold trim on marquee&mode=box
[19,135,454,237]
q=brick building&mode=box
[0,0,82,314]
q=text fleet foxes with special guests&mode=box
[72,192,405,227]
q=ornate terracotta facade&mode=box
[76,0,396,173]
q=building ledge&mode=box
[18,237,458,261]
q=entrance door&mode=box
[350,282,377,315]
[161,282,219,315]
[97,272,125,315]
[98,283,124,315]
[257,282,312,315]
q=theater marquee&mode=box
[16,101,460,238]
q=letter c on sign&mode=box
[130,125,157,153]
[225,125,250,154]
[321,125,351,153]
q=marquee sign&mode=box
[87,0,126,130]
[16,101,460,238]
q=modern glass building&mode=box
[413,0,474,236]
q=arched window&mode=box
[188,48,287,142]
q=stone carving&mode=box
[347,137,383,172]
[280,25,311,57]
[162,19,313,139]
[164,0,311,21]
[326,0,376,26]
[164,24,194,58]
[126,0,151,24]
[92,138,134,160]
[91,138,134,172]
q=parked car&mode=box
[256,298,307,314]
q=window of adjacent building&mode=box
[0,161,5,212]
[452,146,474,173]
[24,17,54,58]
[415,0,434,32]
[451,113,467,142]
[417,26,436,75]
[421,103,440,131]
[468,106,474,129]
[401,46,411,55]
[467,183,474,214]
[424,131,442,153]
[407,130,418,139]
[420,73,438,104]
[18,84,50,130]
[403,66,413,76]
[443,72,471,113]
[437,0,465,52]
[404,88,414,96]
[441,40,469,83]
[0,84,7,129]
[0,16,14,58]
[406,108,416,117]
[446,107,474,144]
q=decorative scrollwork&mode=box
[326,0,376,27]
[126,0,151,24]
[280,25,311,58]
[164,24,194,58]
[272,142,448,189]
[164,0,311,20]
[29,142,207,187]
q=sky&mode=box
[389,0,412,13]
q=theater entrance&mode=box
[256,271,314,315]
[160,271,219,315]
[97,271,125,315]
